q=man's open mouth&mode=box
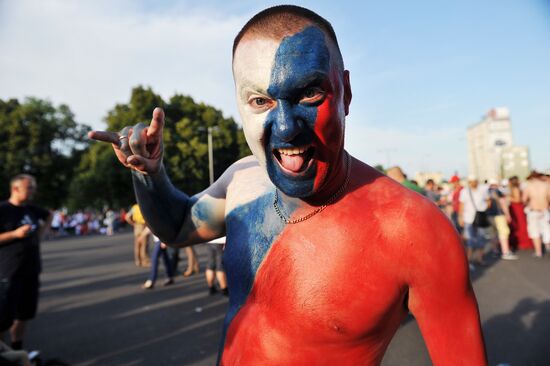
[272,145,315,174]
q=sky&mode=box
[1,0,549,178]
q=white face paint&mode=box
[233,38,279,167]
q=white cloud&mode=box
[0,0,246,128]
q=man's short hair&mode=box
[232,5,344,69]
[10,174,36,189]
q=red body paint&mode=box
[221,160,487,365]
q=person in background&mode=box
[522,171,550,258]
[0,174,51,351]
[459,176,490,268]
[386,166,425,195]
[49,210,64,238]
[142,227,175,289]
[126,203,151,267]
[103,209,116,236]
[448,175,463,234]
[424,179,441,205]
[487,179,517,260]
[183,247,200,277]
[508,176,532,250]
[205,237,228,296]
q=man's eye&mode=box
[301,87,324,103]
[249,97,273,110]
[254,98,267,106]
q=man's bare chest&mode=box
[223,193,407,338]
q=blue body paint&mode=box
[216,192,289,364]
[265,26,331,197]
[191,198,212,222]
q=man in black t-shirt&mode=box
[0,174,51,350]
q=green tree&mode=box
[0,98,90,208]
[374,164,386,174]
[71,85,251,210]
[66,142,134,211]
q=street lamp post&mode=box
[208,126,214,185]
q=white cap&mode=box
[467,175,478,181]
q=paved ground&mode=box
[26,232,550,366]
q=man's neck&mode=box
[8,197,26,207]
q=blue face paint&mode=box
[217,192,287,364]
[265,26,331,198]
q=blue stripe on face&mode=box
[216,192,287,364]
[264,26,331,198]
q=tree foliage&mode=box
[70,86,250,210]
[0,98,90,208]
[1,87,251,211]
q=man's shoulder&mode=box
[349,160,444,227]
[223,155,268,187]
[345,162,461,274]
[0,201,16,215]
[222,156,271,210]
[350,160,432,208]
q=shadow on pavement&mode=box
[483,298,550,366]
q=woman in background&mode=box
[508,176,532,250]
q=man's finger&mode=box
[127,154,160,174]
[119,126,132,155]
[129,123,150,158]
[147,107,165,137]
[88,131,120,144]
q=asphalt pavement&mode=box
[26,232,550,366]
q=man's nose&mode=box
[271,100,303,142]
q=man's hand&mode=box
[13,224,32,239]
[88,107,165,174]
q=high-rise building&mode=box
[501,146,531,180]
[467,107,530,181]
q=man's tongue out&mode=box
[280,153,305,173]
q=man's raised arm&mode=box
[89,107,226,246]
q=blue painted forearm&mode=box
[131,164,193,244]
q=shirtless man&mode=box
[89,5,486,365]
[523,171,550,257]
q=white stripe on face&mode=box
[233,38,279,167]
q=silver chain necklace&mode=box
[273,152,351,224]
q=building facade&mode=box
[501,146,531,180]
[467,107,530,181]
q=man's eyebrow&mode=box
[295,71,329,88]
[238,82,269,96]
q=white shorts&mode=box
[526,209,550,244]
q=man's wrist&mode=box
[132,163,172,194]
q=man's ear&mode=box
[343,70,352,116]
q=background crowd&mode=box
[387,167,550,270]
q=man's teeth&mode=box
[277,146,310,156]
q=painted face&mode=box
[233,26,350,198]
